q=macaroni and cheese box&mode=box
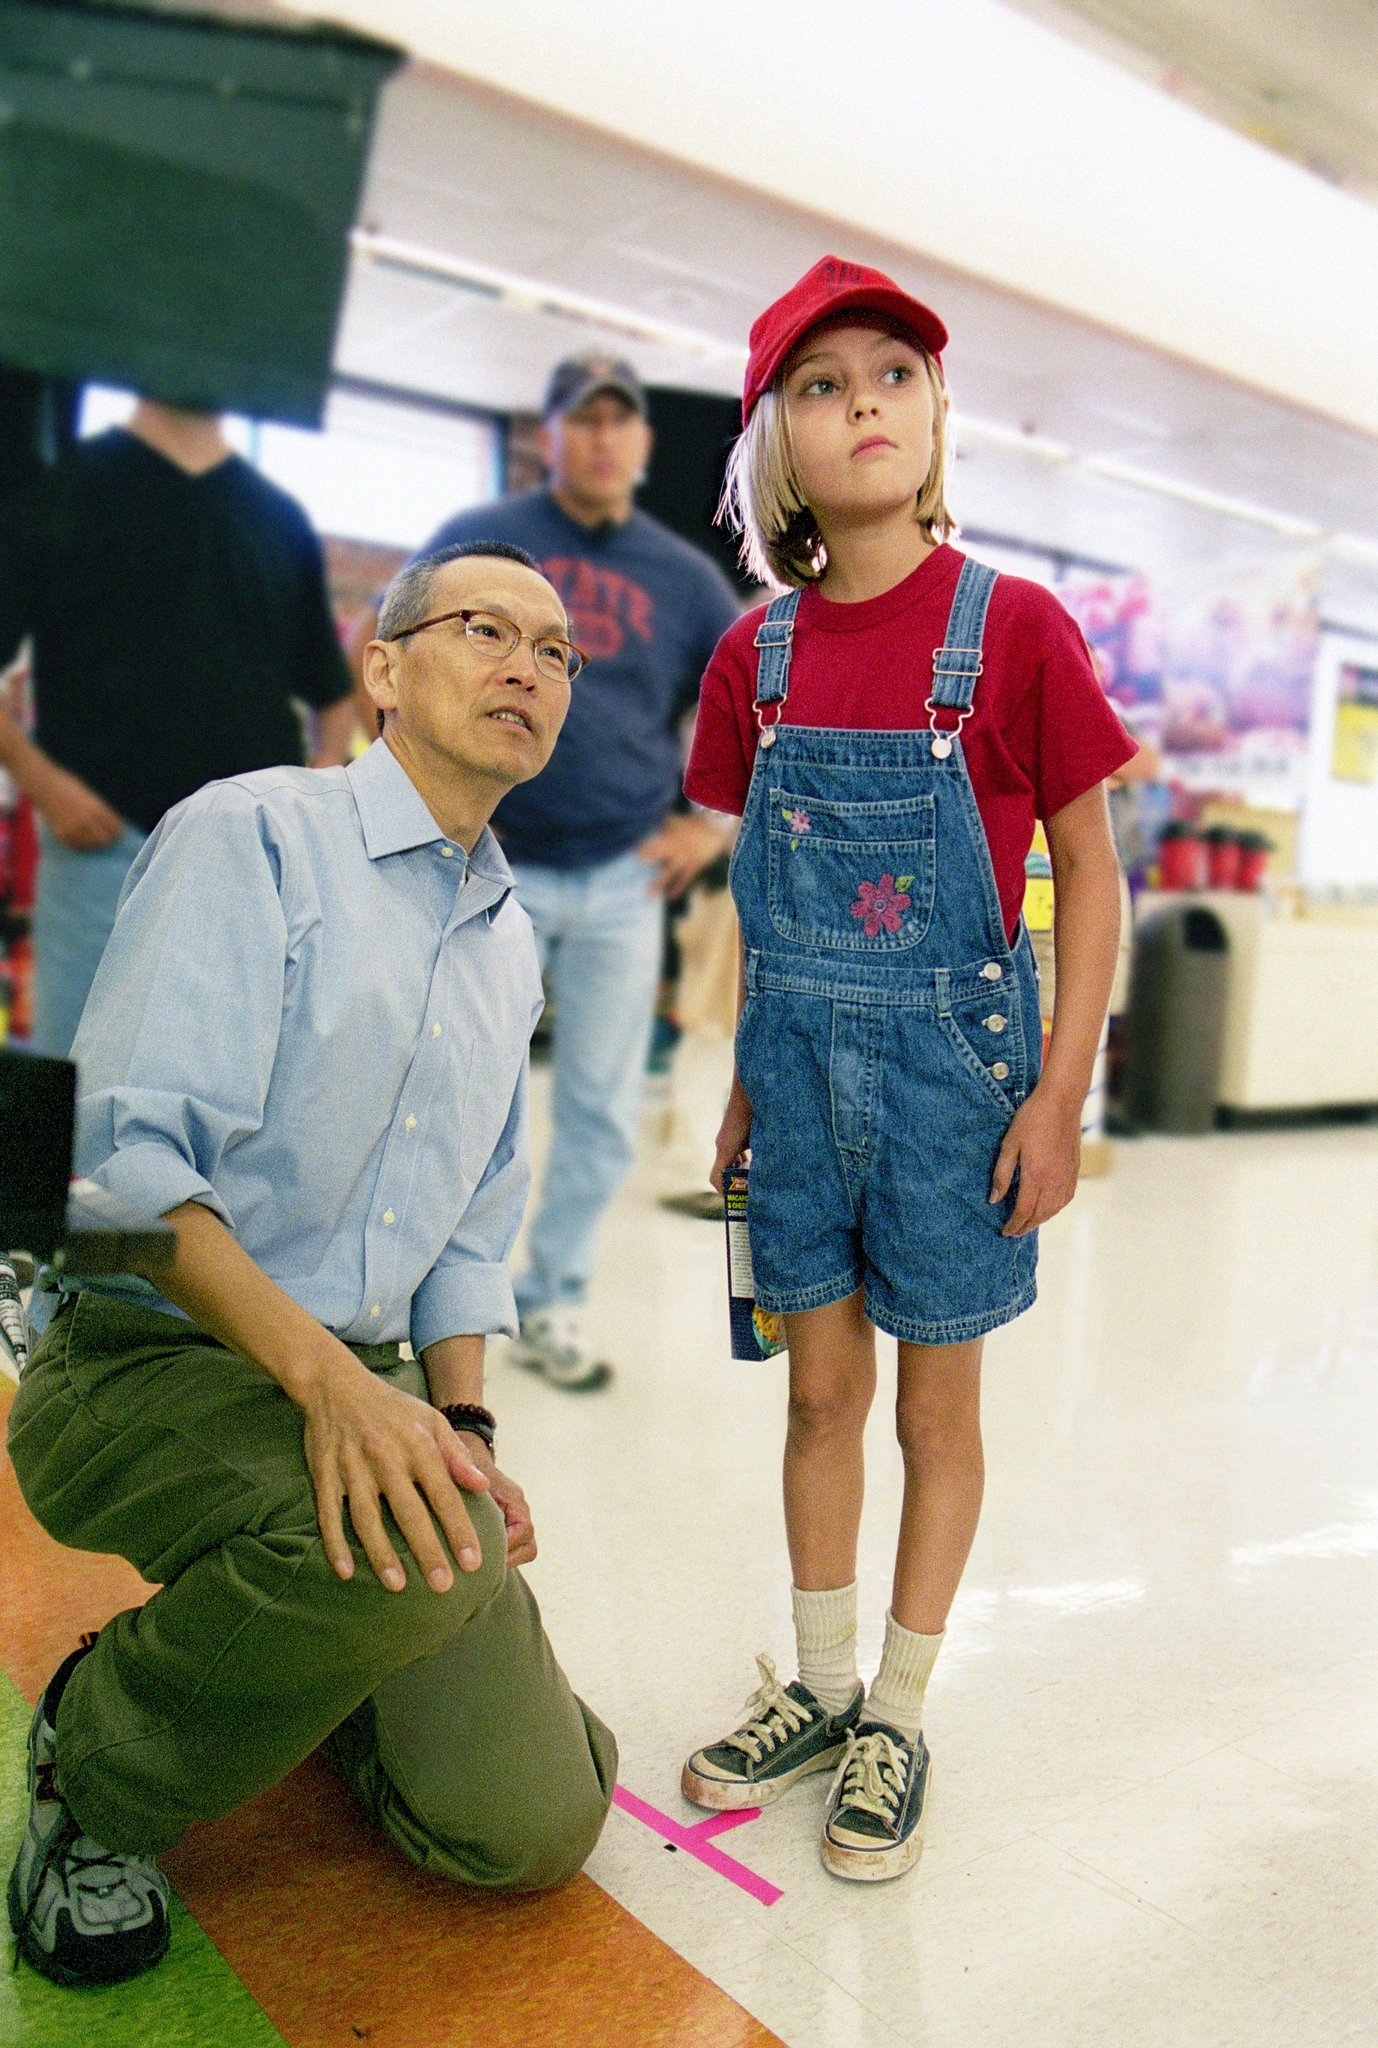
[724,1164,788,1361]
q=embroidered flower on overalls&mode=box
[851,873,912,938]
[781,805,811,850]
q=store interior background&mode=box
[4,2,1378,2045]
[46,0,1378,899]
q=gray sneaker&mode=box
[7,1639,171,1987]
[682,1653,864,1811]
[509,1308,613,1392]
[820,1719,930,1881]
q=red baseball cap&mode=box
[743,255,948,422]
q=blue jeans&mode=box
[508,850,664,1316]
[31,823,147,1057]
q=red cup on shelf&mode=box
[6,932,33,1041]
[10,797,38,914]
[1158,821,1208,891]
[1235,832,1271,891]
[1205,827,1241,889]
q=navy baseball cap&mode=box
[542,353,648,420]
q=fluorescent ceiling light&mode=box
[952,414,1072,464]
[1082,457,1324,540]
[349,236,1369,556]
[1325,532,1378,569]
[351,230,749,367]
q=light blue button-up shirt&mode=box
[70,740,542,1349]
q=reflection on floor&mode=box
[521,1092,1378,2048]
[4,1075,1378,2045]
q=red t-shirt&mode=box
[684,544,1135,940]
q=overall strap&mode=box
[926,556,997,758]
[752,587,802,747]
[931,557,998,711]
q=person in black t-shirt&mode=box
[0,398,355,1055]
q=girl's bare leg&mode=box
[891,1338,985,1634]
[782,1291,877,1590]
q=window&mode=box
[78,384,500,548]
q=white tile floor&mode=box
[6,1073,1373,2044]
[503,1068,1378,2048]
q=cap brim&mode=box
[549,379,647,418]
[779,290,945,378]
[748,287,948,419]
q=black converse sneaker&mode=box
[820,1719,930,1881]
[7,1638,171,1987]
[682,1653,863,1811]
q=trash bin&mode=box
[1124,906,1229,1134]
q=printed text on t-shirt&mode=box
[541,559,655,662]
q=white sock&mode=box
[791,1583,860,1717]
[865,1611,944,1739]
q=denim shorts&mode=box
[736,946,1041,1346]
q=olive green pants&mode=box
[6,1294,616,1889]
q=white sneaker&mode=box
[510,1308,613,1392]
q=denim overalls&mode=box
[730,557,1041,1345]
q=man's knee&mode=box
[478,1702,617,1892]
[373,1491,508,1663]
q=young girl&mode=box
[680,257,1132,1882]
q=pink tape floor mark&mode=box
[612,1785,783,1906]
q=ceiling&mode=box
[331,63,1378,615]
[1017,0,1378,198]
[88,0,1378,622]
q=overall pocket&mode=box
[767,789,936,952]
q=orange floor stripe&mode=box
[1,1383,783,2048]
[166,1756,780,2048]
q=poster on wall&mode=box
[1056,552,1320,807]
[1330,662,1378,785]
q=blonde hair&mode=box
[720,349,953,589]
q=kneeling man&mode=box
[6,542,615,1989]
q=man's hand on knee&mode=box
[300,1357,492,1592]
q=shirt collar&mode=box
[345,739,514,887]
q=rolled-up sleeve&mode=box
[72,788,289,1228]
[411,1054,532,1350]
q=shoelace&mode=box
[723,1653,814,1762]
[831,1728,910,1823]
[11,1816,149,1971]
[11,1814,80,1971]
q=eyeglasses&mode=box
[387,608,586,681]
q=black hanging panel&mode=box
[0,0,402,426]
[642,385,755,594]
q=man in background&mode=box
[352,356,740,1390]
[0,396,356,1055]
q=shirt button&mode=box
[382,1209,395,1226]
[991,1061,1011,1080]
[432,1022,442,1037]
[441,845,454,858]
[985,1014,1007,1033]
[369,1304,382,1319]
[982,962,1003,981]
[404,1115,416,1130]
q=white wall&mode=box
[1299,631,1378,888]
